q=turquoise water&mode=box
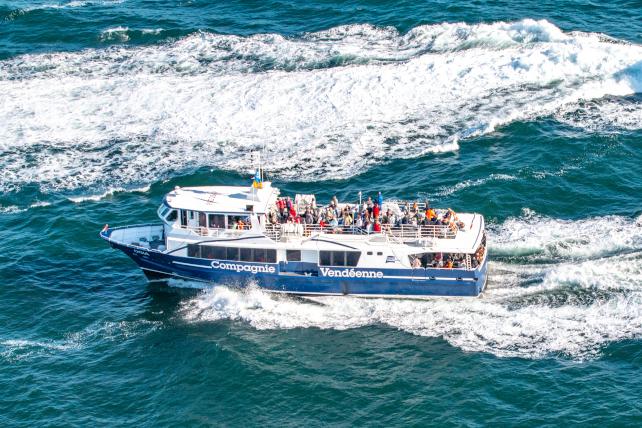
[1,1,642,425]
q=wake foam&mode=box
[1,19,641,193]
[489,209,642,261]
[180,212,642,360]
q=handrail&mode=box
[262,223,457,240]
[175,224,251,237]
[163,222,458,241]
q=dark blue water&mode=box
[1,1,642,425]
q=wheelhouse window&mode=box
[319,251,361,267]
[208,214,225,229]
[166,210,177,222]
[158,205,170,218]
[227,216,250,230]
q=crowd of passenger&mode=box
[409,244,485,269]
[269,193,466,234]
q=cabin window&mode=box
[266,249,277,263]
[201,245,215,259]
[346,252,360,267]
[212,246,226,259]
[199,212,207,228]
[377,252,383,256]
[189,245,276,262]
[320,251,331,266]
[166,210,177,222]
[180,210,188,227]
[240,248,253,262]
[333,252,346,266]
[208,214,225,229]
[254,248,267,263]
[286,250,301,262]
[188,211,195,220]
[226,247,240,261]
[187,244,200,258]
[319,251,361,267]
[367,251,373,255]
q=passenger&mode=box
[366,197,373,215]
[412,202,418,213]
[373,202,380,219]
[445,259,453,269]
[332,195,339,207]
[411,257,422,268]
[304,209,314,225]
[426,205,437,221]
[373,218,382,233]
[434,252,443,267]
[343,212,353,226]
[237,219,245,230]
[377,191,383,208]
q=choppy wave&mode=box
[180,212,642,360]
[1,19,641,194]
[0,319,160,361]
[3,0,125,20]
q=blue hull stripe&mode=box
[102,234,488,297]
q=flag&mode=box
[252,169,263,189]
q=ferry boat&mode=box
[100,179,488,298]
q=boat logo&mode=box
[319,267,384,279]
[211,260,276,274]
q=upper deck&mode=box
[158,185,485,254]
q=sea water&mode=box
[1,0,641,425]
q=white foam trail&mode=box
[1,19,641,193]
[0,205,25,214]
[555,97,642,132]
[180,212,642,359]
[100,26,130,42]
[140,28,163,35]
[489,209,642,260]
[66,184,150,203]
[428,173,517,197]
[180,282,642,360]
[29,200,51,208]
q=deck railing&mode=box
[263,223,457,240]
[172,222,458,241]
